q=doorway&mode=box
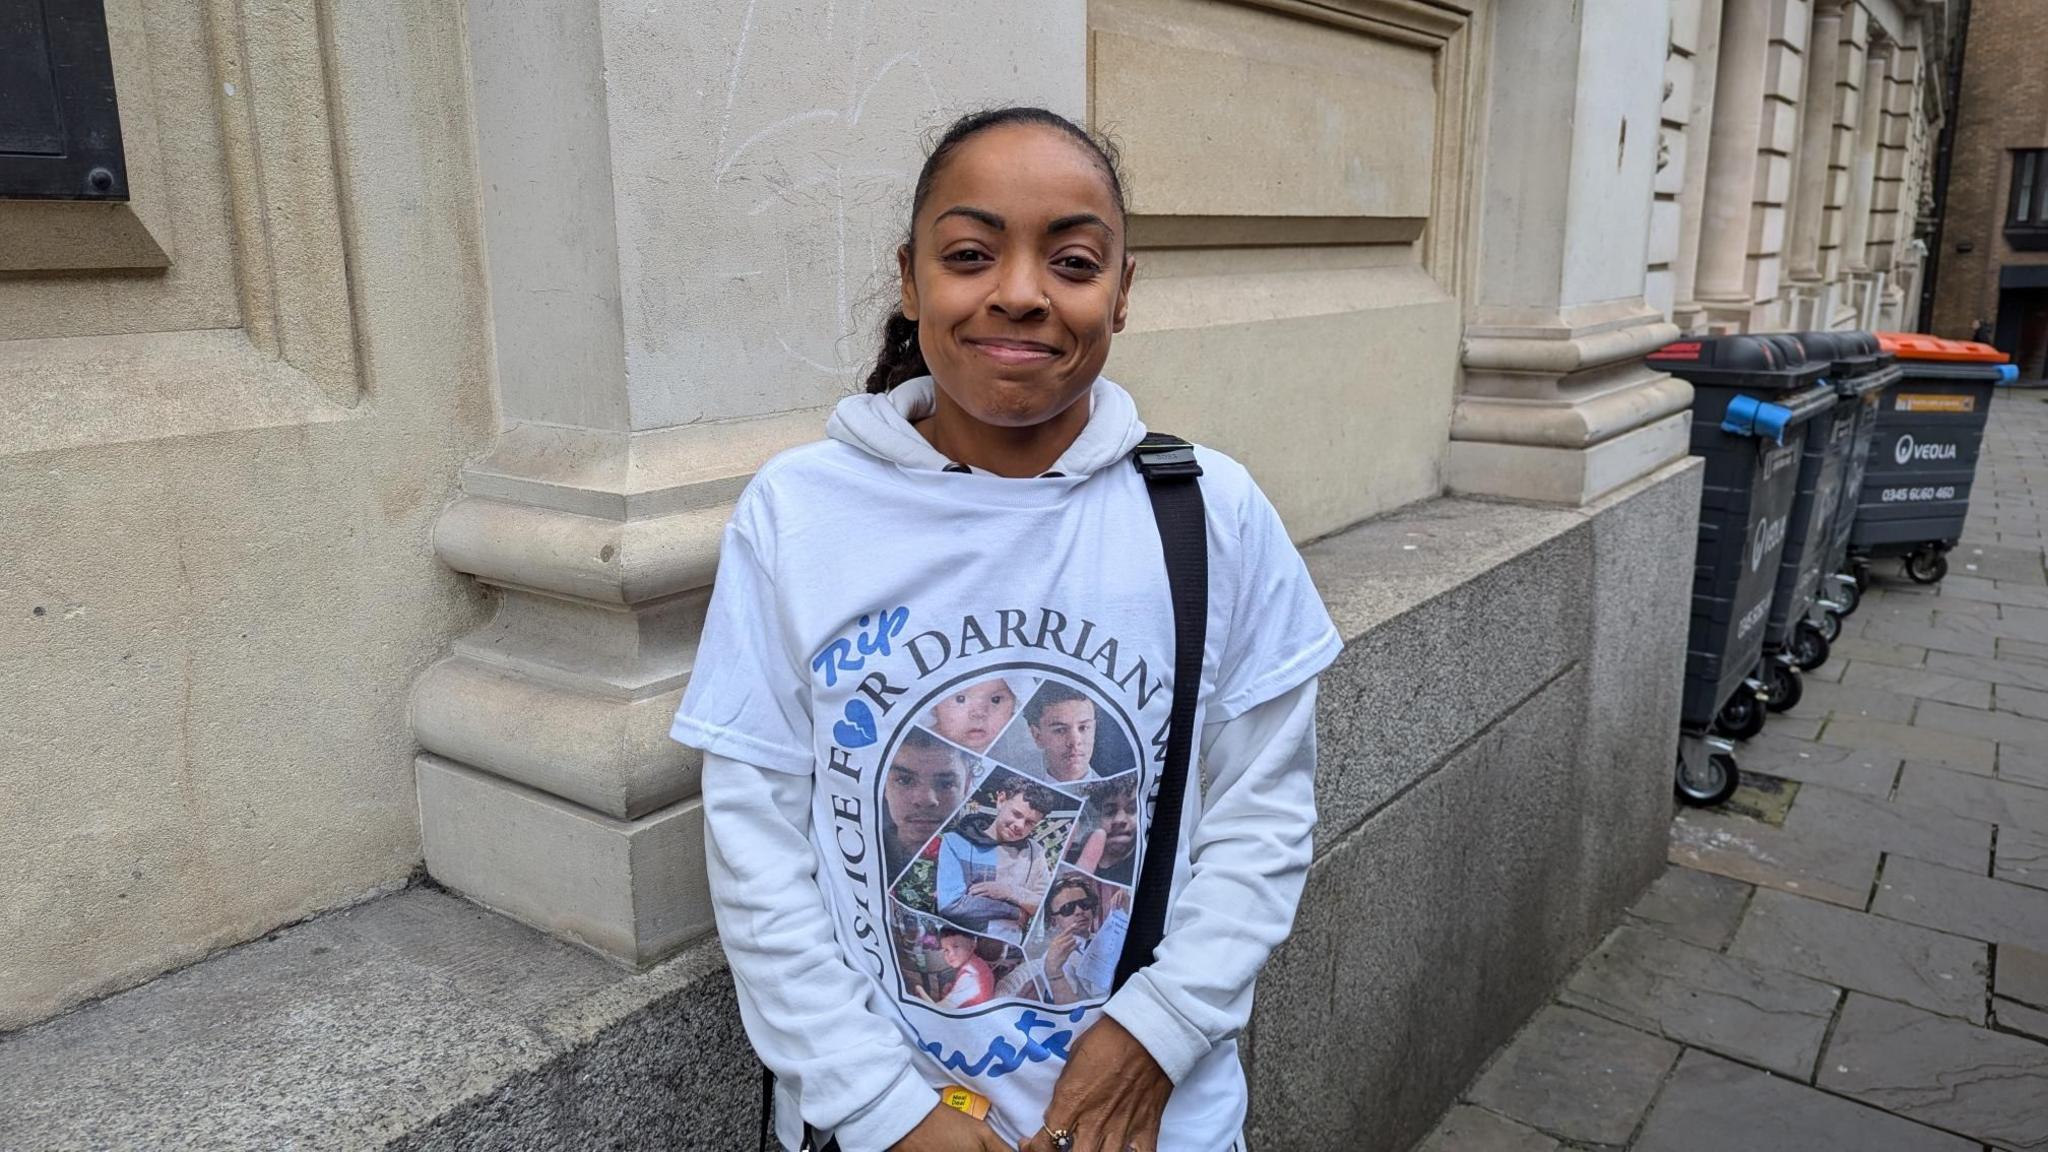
[1996,288,2048,380]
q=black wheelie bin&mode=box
[1799,332,1900,637]
[1845,333,2018,584]
[1766,331,1899,678]
[1647,334,1834,806]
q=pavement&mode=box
[1416,388,2048,1152]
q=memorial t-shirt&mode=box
[672,377,1340,1149]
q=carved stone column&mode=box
[412,0,1084,963]
[1786,1,1846,326]
[1448,0,1690,507]
[1672,0,1730,334]
[1695,0,1775,330]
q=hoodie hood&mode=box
[825,376,1148,477]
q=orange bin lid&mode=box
[1876,331,2012,363]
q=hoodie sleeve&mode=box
[702,751,939,1152]
[1102,677,1319,1082]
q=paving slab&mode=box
[1760,713,1824,741]
[1926,649,2048,693]
[2002,828,2048,892]
[1872,856,2048,951]
[1951,542,2048,585]
[2002,636,2048,667]
[1415,1105,1559,1152]
[1939,575,2048,611]
[1940,608,2048,646]
[1784,679,1918,725]
[1780,783,1994,873]
[1635,1049,1979,1152]
[1669,808,1880,908]
[1827,636,1930,669]
[2000,945,2048,1009]
[1841,660,1995,708]
[1998,682,2048,723]
[1998,998,2048,1044]
[1917,698,2048,754]
[1464,1005,1678,1147]
[2004,755,2048,790]
[1734,734,1897,796]
[1895,763,2048,835]
[1729,887,1987,1022]
[1858,616,1998,658]
[1624,865,1753,951]
[1819,993,2048,1150]
[1560,924,1839,1078]
[1821,716,1998,772]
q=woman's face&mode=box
[899,123,1134,430]
[931,677,1015,752]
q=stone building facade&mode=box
[6,1,1725,1147]
[1927,0,2048,376]
[1651,0,1956,336]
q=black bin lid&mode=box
[1791,330,1891,377]
[1646,334,1830,391]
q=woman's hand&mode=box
[889,1103,1015,1151]
[1022,1017,1171,1152]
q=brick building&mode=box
[1928,0,2048,377]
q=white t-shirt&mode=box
[673,377,1340,1150]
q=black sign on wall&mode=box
[1,0,128,201]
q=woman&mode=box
[673,107,1339,1152]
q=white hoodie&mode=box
[673,377,1340,1151]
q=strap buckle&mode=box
[1132,437,1204,479]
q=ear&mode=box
[1111,252,1137,334]
[898,243,919,321]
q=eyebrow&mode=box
[933,206,1116,237]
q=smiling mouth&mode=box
[967,338,1060,365]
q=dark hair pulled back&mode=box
[862,107,1127,394]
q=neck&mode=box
[917,385,1092,477]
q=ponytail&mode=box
[863,310,927,394]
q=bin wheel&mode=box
[1906,550,1949,585]
[1837,578,1862,616]
[1676,751,1741,807]
[1817,610,1843,644]
[1715,686,1767,741]
[1764,662,1804,713]
[1790,622,1832,671]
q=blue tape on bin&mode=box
[2001,364,2020,383]
[1721,394,1794,442]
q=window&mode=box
[2010,150,2048,250]
[0,0,128,200]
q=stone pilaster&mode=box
[1695,0,1775,330]
[412,0,1084,964]
[1785,1,1846,327]
[1448,0,1690,507]
[1671,0,1731,334]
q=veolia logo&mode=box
[1894,434,1959,466]
[1752,515,1788,572]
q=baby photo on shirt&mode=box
[922,674,1039,757]
[889,764,1079,947]
[984,677,1138,788]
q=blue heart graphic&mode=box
[833,699,878,749]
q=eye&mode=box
[942,247,993,266]
[1054,254,1103,276]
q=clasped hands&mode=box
[888,1017,1171,1152]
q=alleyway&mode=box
[1419,389,2048,1152]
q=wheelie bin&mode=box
[1763,331,1901,674]
[1845,334,2018,585]
[1648,335,1834,806]
[1798,332,1901,638]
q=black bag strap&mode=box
[1114,432,1208,992]
[799,436,1205,1151]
